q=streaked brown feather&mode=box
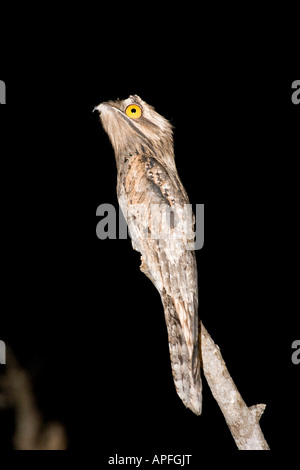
[96,95,202,415]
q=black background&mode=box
[0,14,299,464]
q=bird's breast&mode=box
[117,154,165,206]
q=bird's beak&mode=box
[94,102,117,115]
[94,103,106,114]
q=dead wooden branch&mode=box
[0,346,67,450]
[200,323,270,450]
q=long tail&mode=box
[162,295,202,415]
[139,252,202,414]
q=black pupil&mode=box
[131,108,137,113]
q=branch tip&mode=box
[249,403,266,422]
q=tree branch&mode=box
[200,323,270,450]
[0,346,67,450]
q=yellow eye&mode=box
[125,104,142,119]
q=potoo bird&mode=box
[96,95,202,415]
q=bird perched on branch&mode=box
[96,95,202,415]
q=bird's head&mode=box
[95,95,175,171]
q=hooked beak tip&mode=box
[93,104,102,114]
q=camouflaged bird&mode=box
[96,95,202,415]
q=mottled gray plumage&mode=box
[96,95,202,415]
